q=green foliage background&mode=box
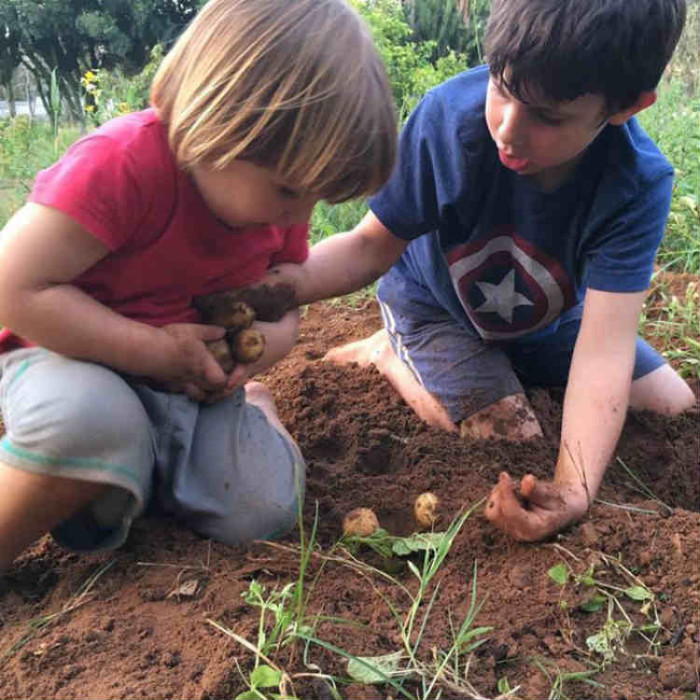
[0,0,697,279]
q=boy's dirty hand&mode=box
[484,472,589,542]
[153,323,228,401]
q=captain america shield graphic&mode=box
[446,229,575,340]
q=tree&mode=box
[0,0,197,121]
[0,13,22,116]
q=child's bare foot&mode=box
[323,329,391,367]
[324,331,457,432]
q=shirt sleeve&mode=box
[584,172,673,292]
[369,92,464,240]
[270,223,310,265]
[29,135,146,251]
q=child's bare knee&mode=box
[459,393,542,440]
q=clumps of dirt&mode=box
[0,299,697,700]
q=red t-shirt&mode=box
[0,109,309,352]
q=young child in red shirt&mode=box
[0,0,396,568]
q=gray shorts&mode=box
[377,269,666,423]
[0,348,304,552]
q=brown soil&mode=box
[1,300,698,700]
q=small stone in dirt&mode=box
[141,588,167,602]
[639,549,653,566]
[167,579,199,599]
[163,651,181,668]
[658,658,696,690]
[659,607,677,629]
[579,521,599,546]
[506,563,532,588]
[102,617,115,632]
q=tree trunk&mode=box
[24,71,34,119]
[4,80,16,117]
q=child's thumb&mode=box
[197,324,227,341]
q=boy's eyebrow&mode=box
[527,104,568,119]
[493,74,573,120]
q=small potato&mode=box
[230,328,266,363]
[343,507,380,537]
[207,338,235,373]
[194,293,256,329]
[221,301,256,331]
[414,492,439,529]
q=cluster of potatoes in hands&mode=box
[194,284,297,372]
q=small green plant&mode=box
[547,548,662,669]
[242,580,299,661]
[531,657,603,700]
[234,663,288,700]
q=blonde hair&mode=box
[152,0,396,203]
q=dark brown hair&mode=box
[484,0,687,112]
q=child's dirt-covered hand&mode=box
[484,472,589,542]
[150,323,228,401]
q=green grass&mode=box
[637,78,700,275]
[0,117,82,225]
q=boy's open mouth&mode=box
[498,150,531,172]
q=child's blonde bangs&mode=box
[152,0,397,202]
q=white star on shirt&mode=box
[473,269,534,324]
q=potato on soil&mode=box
[230,328,266,363]
[343,508,380,537]
[414,492,439,529]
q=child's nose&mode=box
[498,103,526,150]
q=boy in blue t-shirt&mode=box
[266,0,695,541]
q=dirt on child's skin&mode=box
[1,300,698,700]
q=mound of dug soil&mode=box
[1,301,698,700]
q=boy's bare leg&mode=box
[0,463,105,570]
[324,330,543,439]
[629,364,696,415]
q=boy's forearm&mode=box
[267,213,408,306]
[295,232,398,304]
[556,364,630,507]
[555,291,644,507]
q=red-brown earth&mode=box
[0,298,698,700]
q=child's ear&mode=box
[607,91,657,126]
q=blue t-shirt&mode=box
[370,65,674,341]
